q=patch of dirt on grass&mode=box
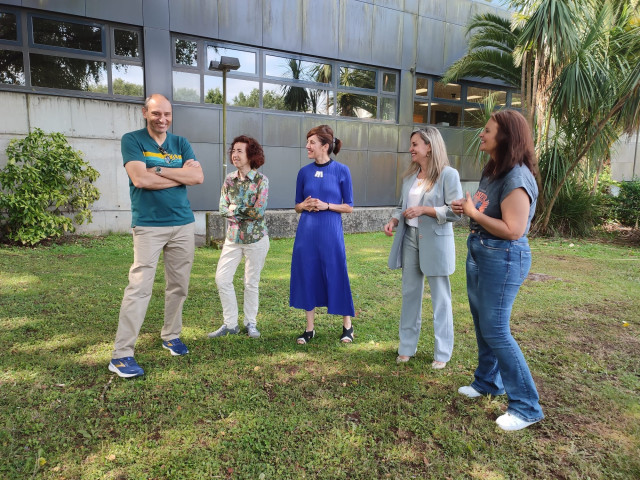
[526,272,561,282]
[601,223,640,246]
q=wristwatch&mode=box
[155,166,162,176]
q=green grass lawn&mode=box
[1,230,639,479]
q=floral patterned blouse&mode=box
[219,169,269,244]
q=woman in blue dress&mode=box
[290,125,355,344]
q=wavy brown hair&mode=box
[306,124,342,155]
[229,135,265,169]
[483,109,535,180]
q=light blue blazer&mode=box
[388,166,463,276]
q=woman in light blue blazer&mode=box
[384,127,462,368]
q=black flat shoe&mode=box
[340,326,353,343]
[296,329,315,344]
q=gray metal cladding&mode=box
[263,114,302,148]
[262,0,303,53]
[218,0,263,46]
[187,142,223,210]
[372,6,404,69]
[86,0,143,25]
[367,151,399,206]
[143,27,172,99]
[339,0,373,64]
[338,149,368,206]
[172,105,221,144]
[416,16,446,74]
[301,0,339,59]
[261,147,302,208]
[169,0,218,38]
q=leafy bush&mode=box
[545,182,606,237]
[0,129,100,245]
[613,180,640,227]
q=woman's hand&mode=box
[451,193,476,218]
[383,220,397,237]
[402,206,425,220]
[299,196,320,212]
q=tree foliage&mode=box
[0,129,100,245]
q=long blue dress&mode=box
[289,159,355,316]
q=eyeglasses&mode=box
[158,146,172,163]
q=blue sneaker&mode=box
[109,357,144,378]
[162,337,189,356]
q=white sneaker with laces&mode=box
[458,385,483,398]
[246,324,261,338]
[496,412,539,431]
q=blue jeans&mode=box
[466,234,544,422]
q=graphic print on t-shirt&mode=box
[473,191,489,213]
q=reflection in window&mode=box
[0,49,24,84]
[463,106,486,128]
[114,29,139,57]
[431,103,462,126]
[415,77,428,96]
[204,76,223,104]
[176,39,197,66]
[204,77,260,107]
[112,63,143,97]
[413,101,429,123]
[337,92,376,118]
[382,73,396,93]
[467,86,506,106]
[30,53,106,91]
[0,12,17,41]
[207,45,255,74]
[434,82,461,100]
[32,17,102,52]
[511,92,522,108]
[339,66,375,90]
[381,98,396,121]
[265,55,331,84]
[262,82,329,113]
[173,71,200,102]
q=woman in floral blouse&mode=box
[208,135,269,339]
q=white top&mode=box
[406,176,423,227]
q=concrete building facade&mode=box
[1,0,534,237]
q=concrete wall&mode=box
[611,132,640,181]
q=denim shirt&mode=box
[219,169,269,244]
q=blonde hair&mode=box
[403,127,450,192]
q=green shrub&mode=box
[0,129,100,245]
[613,180,640,227]
[546,182,605,237]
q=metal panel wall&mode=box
[21,0,85,16]
[262,0,303,53]
[261,146,303,208]
[169,0,218,38]
[143,27,172,99]
[339,150,368,206]
[86,0,143,26]
[339,0,373,64]
[368,151,398,205]
[301,0,339,59]
[218,0,263,46]
[416,16,446,74]
[372,5,404,69]
[142,0,169,30]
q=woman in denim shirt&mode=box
[452,110,544,431]
[208,135,269,340]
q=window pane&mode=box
[431,102,462,126]
[463,106,486,128]
[339,66,375,90]
[173,71,200,102]
[205,76,261,107]
[175,39,197,66]
[112,63,143,97]
[204,76,223,104]
[413,101,429,123]
[263,82,329,113]
[32,17,102,52]
[415,76,428,97]
[0,12,17,41]
[265,55,331,84]
[114,29,139,58]
[228,79,260,107]
[467,86,506,106]
[382,73,396,93]
[30,53,106,91]
[0,49,24,85]
[381,97,396,121]
[433,82,461,100]
[510,92,522,108]
[207,46,255,74]
[336,92,377,118]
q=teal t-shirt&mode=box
[122,128,196,227]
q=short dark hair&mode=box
[483,109,536,180]
[229,135,265,169]
[306,124,342,155]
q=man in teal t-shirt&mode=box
[109,94,204,378]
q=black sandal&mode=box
[340,326,354,343]
[296,330,315,344]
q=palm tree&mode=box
[280,59,309,112]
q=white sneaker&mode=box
[458,385,482,398]
[246,324,261,338]
[496,412,539,431]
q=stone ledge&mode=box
[206,207,396,244]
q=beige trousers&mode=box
[112,222,195,358]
